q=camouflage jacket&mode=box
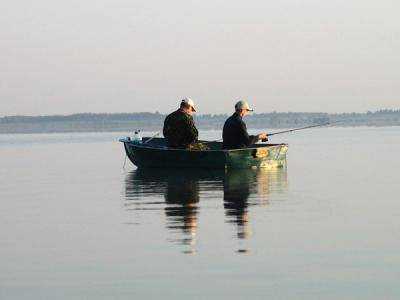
[163,109,199,148]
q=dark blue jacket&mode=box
[222,113,259,149]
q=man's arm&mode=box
[187,117,199,142]
[238,121,259,146]
[162,115,170,138]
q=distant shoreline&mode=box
[1,110,399,134]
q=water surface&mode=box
[1,128,399,299]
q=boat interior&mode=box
[136,137,284,151]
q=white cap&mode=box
[181,97,196,112]
[235,100,253,112]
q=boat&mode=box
[119,137,288,169]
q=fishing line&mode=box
[123,154,127,169]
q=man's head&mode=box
[235,100,254,117]
[180,97,196,115]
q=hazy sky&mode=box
[1,0,399,116]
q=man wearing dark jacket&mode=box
[222,100,268,150]
[163,98,199,149]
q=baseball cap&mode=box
[235,100,253,112]
[181,97,196,112]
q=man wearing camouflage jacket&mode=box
[163,98,199,149]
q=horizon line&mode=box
[1,108,399,118]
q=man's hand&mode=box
[258,133,268,141]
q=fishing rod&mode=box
[212,121,336,142]
[266,122,334,138]
[143,132,160,144]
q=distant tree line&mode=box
[0,112,164,123]
[0,109,399,134]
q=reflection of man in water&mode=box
[223,171,252,240]
[126,169,201,254]
[164,176,199,254]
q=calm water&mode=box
[1,128,399,299]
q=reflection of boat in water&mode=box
[124,167,287,253]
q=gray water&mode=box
[1,127,399,299]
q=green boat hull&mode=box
[120,137,288,169]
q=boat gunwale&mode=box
[120,139,288,153]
